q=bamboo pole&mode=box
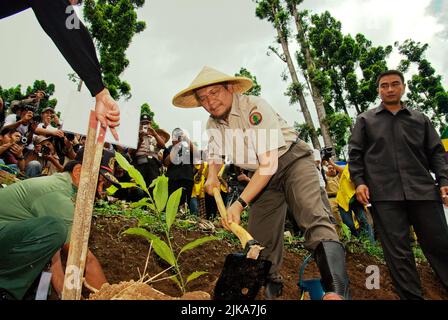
[62,111,106,300]
[212,188,253,249]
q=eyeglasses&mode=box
[197,86,225,104]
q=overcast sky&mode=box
[0,0,447,148]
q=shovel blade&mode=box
[214,253,272,300]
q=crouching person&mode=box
[0,151,119,299]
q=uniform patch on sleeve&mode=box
[249,111,263,126]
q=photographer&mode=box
[222,164,250,207]
[132,114,167,187]
[163,128,197,211]
[24,135,63,178]
[2,103,37,153]
[0,128,25,174]
[34,106,63,138]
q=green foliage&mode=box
[235,68,262,96]
[396,39,448,128]
[285,81,306,105]
[116,153,217,294]
[294,122,314,143]
[83,0,147,100]
[326,112,352,158]
[340,223,352,242]
[0,80,57,114]
[140,103,159,129]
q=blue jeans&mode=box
[25,161,42,178]
[339,201,375,243]
[189,197,199,216]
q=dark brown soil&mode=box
[88,215,448,300]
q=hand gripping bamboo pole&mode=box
[212,187,254,249]
[62,111,106,300]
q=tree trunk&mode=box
[274,24,321,149]
[290,5,333,148]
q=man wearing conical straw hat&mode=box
[173,66,351,300]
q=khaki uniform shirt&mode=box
[206,94,298,172]
[135,134,160,159]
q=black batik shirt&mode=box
[348,103,448,201]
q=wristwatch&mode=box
[237,196,249,210]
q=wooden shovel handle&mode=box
[212,187,253,249]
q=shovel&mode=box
[212,188,271,300]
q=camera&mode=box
[224,164,240,187]
[41,145,51,156]
[320,147,333,161]
[17,136,28,145]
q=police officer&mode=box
[172,66,351,300]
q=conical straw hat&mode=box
[172,66,253,108]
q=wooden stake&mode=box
[62,111,106,300]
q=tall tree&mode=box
[302,11,392,157]
[83,0,146,100]
[235,67,262,96]
[396,39,448,131]
[307,11,392,115]
[254,0,321,149]
[285,0,333,147]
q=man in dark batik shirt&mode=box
[349,70,448,300]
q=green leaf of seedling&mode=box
[128,167,148,194]
[151,238,176,267]
[106,185,118,195]
[179,236,218,255]
[186,271,208,285]
[123,228,175,266]
[115,152,149,194]
[154,175,169,212]
[114,152,132,171]
[119,182,137,189]
[123,227,158,242]
[131,197,154,210]
[166,188,182,231]
[169,275,183,291]
[149,179,157,189]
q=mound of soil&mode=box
[88,215,448,300]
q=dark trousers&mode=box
[0,217,67,299]
[0,0,104,96]
[135,158,161,188]
[371,201,448,299]
[205,192,228,220]
[168,179,194,209]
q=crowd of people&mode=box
[1,0,447,302]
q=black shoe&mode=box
[314,240,351,300]
[264,278,283,299]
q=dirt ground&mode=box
[87,215,448,300]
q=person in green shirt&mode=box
[0,150,119,300]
